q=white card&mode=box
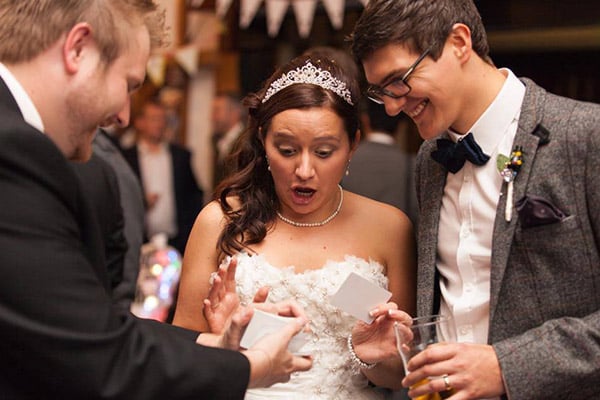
[240,309,310,355]
[329,272,392,323]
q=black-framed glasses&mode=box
[366,48,431,105]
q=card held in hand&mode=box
[329,272,392,323]
[240,309,310,355]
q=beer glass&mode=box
[394,314,456,400]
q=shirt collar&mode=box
[448,68,525,154]
[367,132,396,145]
[0,62,45,132]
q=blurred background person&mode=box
[211,91,245,192]
[342,101,418,226]
[122,99,203,256]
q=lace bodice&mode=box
[232,252,388,400]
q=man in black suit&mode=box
[123,99,203,255]
[0,1,311,398]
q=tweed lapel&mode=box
[416,138,448,317]
[489,79,547,323]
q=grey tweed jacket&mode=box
[415,78,600,399]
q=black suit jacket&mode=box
[72,153,128,295]
[123,144,203,254]
[0,78,249,399]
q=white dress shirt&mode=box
[138,141,177,239]
[437,69,525,346]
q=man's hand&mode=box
[243,316,313,388]
[402,342,506,399]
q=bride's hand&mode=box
[203,257,240,334]
[350,305,412,364]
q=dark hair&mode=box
[350,0,492,64]
[215,54,360,256]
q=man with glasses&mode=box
[350,0,600,399]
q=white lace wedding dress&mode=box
[231,252,389,400]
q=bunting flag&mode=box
[240,0,264,28]
[174,45,199,76]
[237,0,366,38]
[146,53,168,87]
[216,0,235,17]
[187,0,206,8]
[322,0,345,30]
[292,0,318,38]
[265,0,290,37]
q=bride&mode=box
[173,53,416,399]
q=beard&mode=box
[68,128,97,162]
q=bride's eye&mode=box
[315,147,334,158]
[278,146,296,157]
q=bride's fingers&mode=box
[252,286,270,303]
[387,309,413,326]
[224,257,238,293]
[368,302,398,319]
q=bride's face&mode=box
[263,107,355,223]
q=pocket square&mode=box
[515,194,566,228]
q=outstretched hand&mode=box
[203,257,240,334]
[244,315,313,388]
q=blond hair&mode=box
[0,0,166,64]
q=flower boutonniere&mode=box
[497,146,524,222]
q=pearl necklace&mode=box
[276,185,343,228]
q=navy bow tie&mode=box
[431,133,490,173]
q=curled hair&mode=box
[0,0,166,64]
[215,53,361,256]
[350,0,492,65]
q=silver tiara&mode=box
[262,61,354,105]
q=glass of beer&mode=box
[394,314,457,400]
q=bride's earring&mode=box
[266,156,271,171]
[345,159,351,176]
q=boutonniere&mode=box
[497,146,524,222]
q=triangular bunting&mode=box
[292,0,318,38]
[216,0,235,18]
[322,0,345,29]
[265,0,289,37]
[146,53,167,87]
[240,0,264,28]
[187,0,206,8]
[174,45,199,76]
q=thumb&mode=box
[280,316,308,341]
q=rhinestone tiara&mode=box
[262,61,354,105]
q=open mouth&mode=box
[293,187,315,197]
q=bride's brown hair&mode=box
[214,53,360,256]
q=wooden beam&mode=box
[488,25,600,52]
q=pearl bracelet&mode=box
[347,333,377,370]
